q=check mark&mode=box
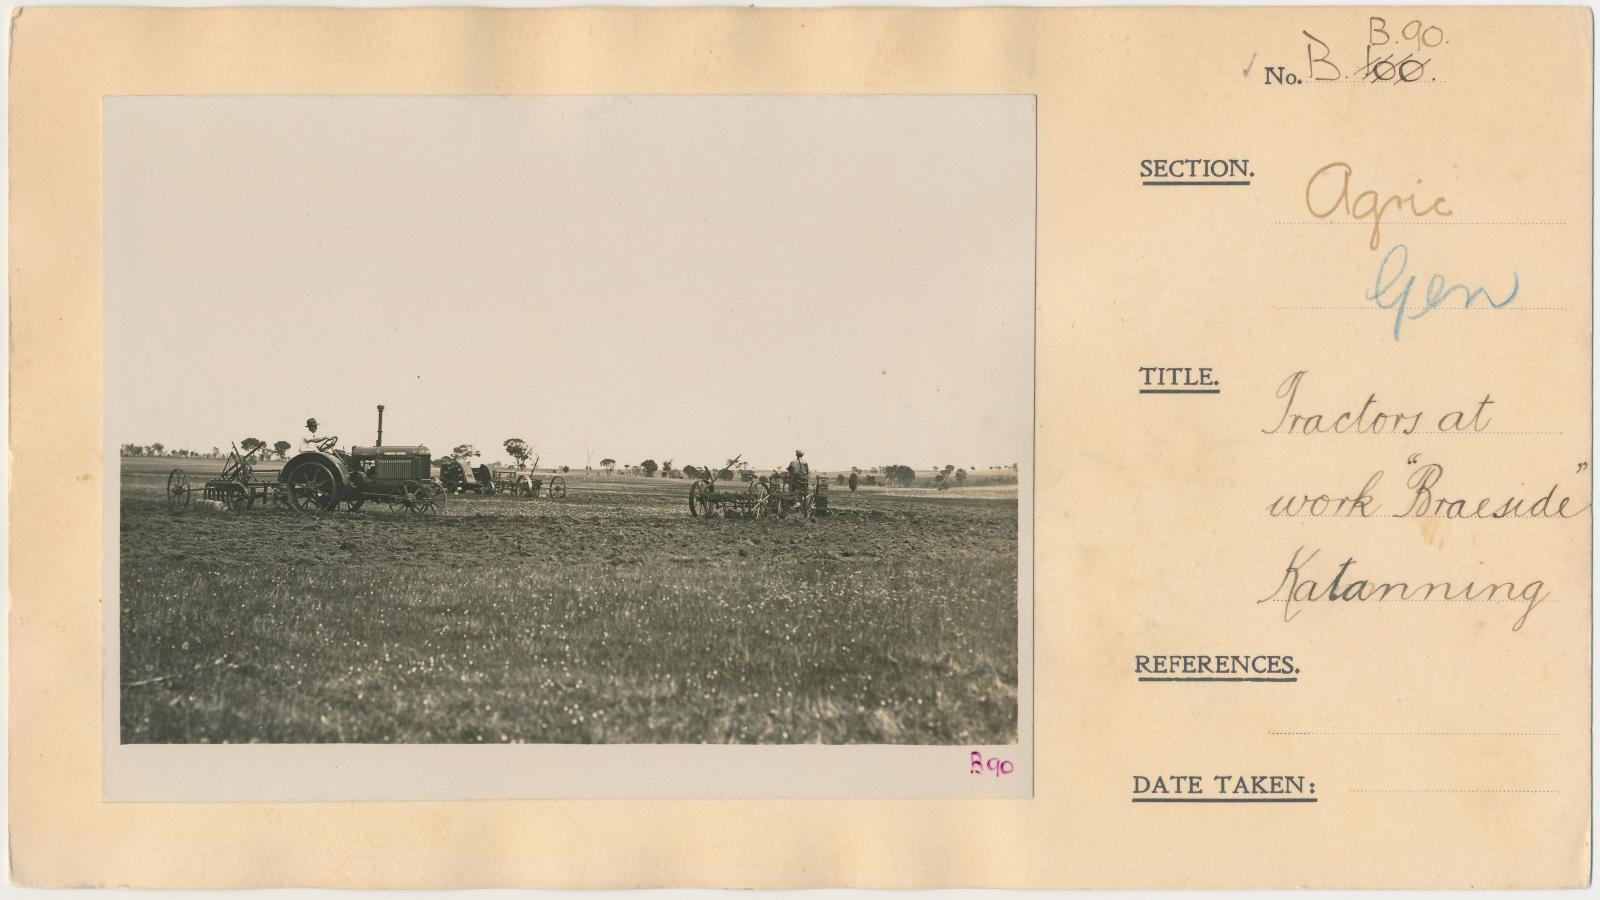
[1243,52,1257,77]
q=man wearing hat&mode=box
[786,449,810,495]
[299,417,325,453]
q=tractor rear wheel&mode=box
[438,458,466,493]
[284,460,339,512]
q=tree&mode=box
[451,444,481,460]
[955,468,967,486]
[273,440,292,459]
[660,459,676,478]
[240,438,265,455]
[881,464,916,487]
[600,458,616,475]
[149,442,164,457]
[641,459,659,477]
[503,438,532,469]
[211,446,221,459]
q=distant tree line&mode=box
[120,440,1018,486]
[118,441,293,460]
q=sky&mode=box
[105,96,1034,472]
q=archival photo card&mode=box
[102,95,1036,799]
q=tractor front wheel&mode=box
[403,480,446,516]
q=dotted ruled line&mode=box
[1273,221,1567,226]
[1349,789,1562,794]
[1266,513,1578,519]
[1262,430,1566,435]
[1327,597,1560,603]
[1298,80,1450,86]
[1274,306,1568,312]
[1272,731,1560,736]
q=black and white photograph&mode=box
[106,96,1033,792]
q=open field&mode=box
[120,460,1020,744]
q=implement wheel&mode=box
[749,482,770,519]
[165,468,190,511]
[689,479,714,518]
[219,481,251,512]
[548,476,567,499]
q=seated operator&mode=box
[786,449,810,492]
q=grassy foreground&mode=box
[121,472,1019,744]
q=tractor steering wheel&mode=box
[315,435,339,452]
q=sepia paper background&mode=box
[9,5,1593,888]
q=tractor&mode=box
[277,405,446,514]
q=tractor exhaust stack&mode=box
[376,404,385,447]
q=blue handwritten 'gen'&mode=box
[1366,243,1520,341]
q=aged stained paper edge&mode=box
[12,8,1049,888]
[9,5,1595,889]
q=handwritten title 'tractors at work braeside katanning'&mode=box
[1255,371,1584,631]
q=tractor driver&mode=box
[299,418,324,453]
[786,449,810,493]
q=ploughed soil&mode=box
[120,462,1020,745]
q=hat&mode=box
[795,449,805,457]
[306,418,319,430]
